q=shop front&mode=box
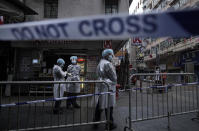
[180,51,199,82]
[9,40,126,94]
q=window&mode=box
[44,0,58,18]
[149,3,152,9]
[144,49,150,56]
[186,53,190,58]
[172,1,180,9]
[180,0,189,6]
[192,52,196,58]
[151,47,156,54]
[105,0,118,14]
[161,0,167,8]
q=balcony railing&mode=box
[153,0,163,9]
[143,36,199,61]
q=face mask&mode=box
[108,55,113,62]
[72,59,77,64]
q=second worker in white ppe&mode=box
[66,56,81,108]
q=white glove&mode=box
[67,72,72,76]
[64,71,67,77]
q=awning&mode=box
[0,0,38,16]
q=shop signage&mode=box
[103,40,112,48]
[132,37,142,44]
[131,37,148,47]
[77,58,85,62]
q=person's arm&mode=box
[66,65,72,77]
[53,66,66,78]
[78,65,81,75]
[60,67,67,77]
[104,63,117,84]
[104,63,117,92]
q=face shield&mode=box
[107,53,115,62]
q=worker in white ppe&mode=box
[52,58,67,114]
[93,49,117,130]
[66,56,81,108]
[155,66,161,84]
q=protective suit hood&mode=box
[57,58,65,68]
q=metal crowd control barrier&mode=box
[0,81,111,131]
[124,73,199,131]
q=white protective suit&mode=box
[53,65,67,98]
[95,59,117,109]
[155,69,160,81]
[66,64,81,93]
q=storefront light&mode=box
[77,58,85,62]
[80,77,84,89]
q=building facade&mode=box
[9,0,130,82]
[0,0,37,81]
[132,0,199,77]
[129,0,144,14]
[128,0,145,70]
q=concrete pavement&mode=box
[0,88,199,131]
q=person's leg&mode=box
[67,93,72,108]
[72,93,80,108]
[105,107,117,130]
[93,102,103,129]
[58,100,62,111]
[54,101,59,110]
[54,101,62,114]
[70,93,76,107]
[73,97,80,108]
[105,107,113,122]
[94,102,102,121]
[66,93,70,107]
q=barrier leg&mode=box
[124,126,133,131]
[0,85,2,112]
[107,93,110,131]
[129,89,132,131]
[191,85,199,121]
[124,89,133,131]
[191,112,199,121]
[166,86,171,129]
[167,112,171,129]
